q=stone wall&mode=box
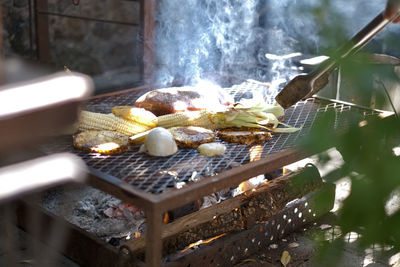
[2,0,31,58]
[2,0,142,79]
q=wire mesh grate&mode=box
[41,81,379,194]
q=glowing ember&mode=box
[103,203,142,219]
[181,233,227,253]
[163,212,170,224]
[282,167,289,175]
[238,145,265,194]
[249,145,263,162]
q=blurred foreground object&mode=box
[0,153,87,204]
[0,68,93,156]
[0,60,93,267]
[0,57,93,200]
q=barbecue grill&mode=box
[3,1,399,266]
[41,80,378,195]
[14,79,383,267]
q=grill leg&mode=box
[145,208,162,267]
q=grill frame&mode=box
[39,81,383,266]
[42,80,378,196]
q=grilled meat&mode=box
[135,86,233,116]
[168,126,216,148]
[217,128,272,145]
[73,130,129,154]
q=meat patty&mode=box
[168,126,216,148]
[135,86,233,116]
[73,130,129,154]
[217,128,272,145]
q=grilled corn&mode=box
[157,101,300,132]
[157,110,218,129]
[78,111,152,136]
[111,106,158,128]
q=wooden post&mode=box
[0,1,3,85]
[0,1,3,58]
[142,0,157,84]
[34,0,50,62]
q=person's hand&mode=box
[384,0,400,23]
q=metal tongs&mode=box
[275,10,400,109]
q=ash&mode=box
[41,184,145,243]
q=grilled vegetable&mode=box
[73,130,129,154]
[157,101,301,132]
[129,130,151,145]
[168,126,216,148]
[217,128,272,145]
[111,106,157,128]
[157,110,217,129]
[139,127,178,157]
[198,142,227,157]
[78,111,152,136]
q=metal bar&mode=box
[37,10,139,26]
[313,95,392,114]
[86,169,156,211]
[146,207,163,267]
[152,148,308,213]
[34,0,50,62]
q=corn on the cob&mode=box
[157,102,301,133]
[157,110,220,129]
[111,106,158,128]
[78,111,152,136]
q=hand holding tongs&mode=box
[275,9,400,109]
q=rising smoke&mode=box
[154,0,396,88]
[155,0,263,85]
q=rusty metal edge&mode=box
[86,148,308,211]
[86,168,156,211]
[152,148,309,212]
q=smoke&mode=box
[154,0,260,85]
[154,0,398,87]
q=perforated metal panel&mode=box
[163,184,335,267]
[42,81,378,194]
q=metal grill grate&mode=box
[42,81,378,194]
